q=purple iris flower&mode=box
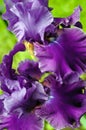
[36,74,86,130]
[3,0,53,42]
[34,27,86,81]
[0,43,48,130]
[1,44,86,130]
[42,6,82,45]
[2,0,86,130]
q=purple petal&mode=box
[0,43,25,79]
[34,42,73,81]
[1,77,47,114]
[34,28,86,79]
[10,42,25,56]
[0,81,46,130]
[3,87,26,112]
[0,113,43,130]
[32,81,48,101]
[4,0,48,9]
[57,28,86,73]
[0,100,4,114]
[0,78,21,93]
[3,1,53,41]
[38,0,48,7]
[36,76,86,129]
[18,60,42,80]
[54,6,82,27]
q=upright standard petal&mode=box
[4,0,48,9]
[54,6,82,28]
[34,27,86,80]
[3,1,53,42]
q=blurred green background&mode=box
[0,0,86,130]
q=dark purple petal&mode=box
[18,60,42,80]
[0,100,4,114]
[54,6,82,27]
[21,81,48,112]
[34,28,86,79]
[0,43,25,79]
[36,75,86,129]
[10,42,25,56]
[44,24,57,44]
[74,21,82,29]
[57,27,86,73]
[0,113,43,130]
[0,55,13,78]
[38,0,48,7]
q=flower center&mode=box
[23,41,36,60]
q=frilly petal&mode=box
[36,75,86,129]
[54,6,82,28]
[34,28,86,79]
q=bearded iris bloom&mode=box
[0,43,86,130]
[33,6,86,82]
[4,0,86,80]
[1,0,86,130]
[0,43,48,130]
[36,74,86,130]
[34,27,86,81]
